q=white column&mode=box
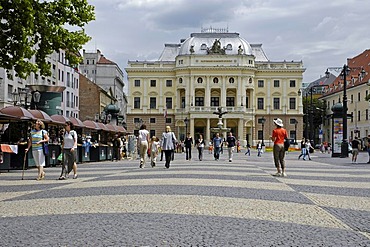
[206,118,211,144]
[221,76,226,107]
[205,76,210,107]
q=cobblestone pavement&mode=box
[0,149,370,246]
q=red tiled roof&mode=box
[322,49,370,97]
[97,55,116,65]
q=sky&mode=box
[83,0,370,84]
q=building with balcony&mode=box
[126,29,305,146]
[0,49,78,117]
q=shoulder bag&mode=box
[42,130,49,156]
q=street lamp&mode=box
[32,90,41,109]
[11,88,35,109]
[259,116,266,146]
[326,65,365,157]
[184,117,189,136]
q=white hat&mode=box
[273,118,284,127]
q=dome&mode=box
[179,32,253,56]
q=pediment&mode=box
[164,91,174,96]
[256,92,265,96]
[148,91,158,96]
[132,91,142,96]
[271,92,281,96]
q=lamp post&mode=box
[294,119,298,145]
[259,116,266,146]
[184,117,189,136]
[326,65,365,157]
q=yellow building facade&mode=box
[126,30,305,147]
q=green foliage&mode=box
[303,96,327,136]
[0,0,95,79]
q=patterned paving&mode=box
[0,151,369,246]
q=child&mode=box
[150,136,160,167]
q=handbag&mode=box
[42,130,49,156]
[284,138,290,151]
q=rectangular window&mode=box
[211,97,219,107]
[7,85,13,102]
[290,80,296,87]
[226,97,235,106]
[134,97,140,109]
[150,80,156,87]
[366,109,369,121]
[274,80,280,87]
[258,80,264,87]
[134,80,140,87]
[166,118,172,124]
[273,98,280,110]
[245,96,249,108]
[195,97,204,106]
[257,98,264,109]
[150,97,156,109]
[181,97,185,108]
[358,110,361,122]
[166,80,172,87]
[150,118,156,124]
[166,97,172,109]
[289,98,296,109]
[150,130,155,137]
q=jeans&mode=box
[214,147,220,160]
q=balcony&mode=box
[176,106,254,115]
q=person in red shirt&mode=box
[270,118,288,177]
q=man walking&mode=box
[226,132,236,162]
[213,133,222,161]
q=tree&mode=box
[0,0,95,79]
[303,96,327,141]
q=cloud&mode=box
[83,0,370,83]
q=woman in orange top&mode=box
[270,118,288,177]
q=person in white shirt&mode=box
[59,121,78,180]
[150,136,160,167]
[138,124,150,168]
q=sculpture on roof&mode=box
[189,45,195,54]
[238,45,243,55]
[207,39,226,55]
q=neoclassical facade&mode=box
[126,30,305,146]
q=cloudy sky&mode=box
[83,0,370,83]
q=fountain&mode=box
[211,107,231,138]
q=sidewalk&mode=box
[0,150,369,246]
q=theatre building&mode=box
[125,29,305,146]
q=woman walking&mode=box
[138,124,150,168]
[59,121,78,180]
[195,134,205,161]
[184,132,193,160]
[161,126,177,169]
[25,119,49,180]
[270,118,288,177]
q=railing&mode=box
[176,106,254,114]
